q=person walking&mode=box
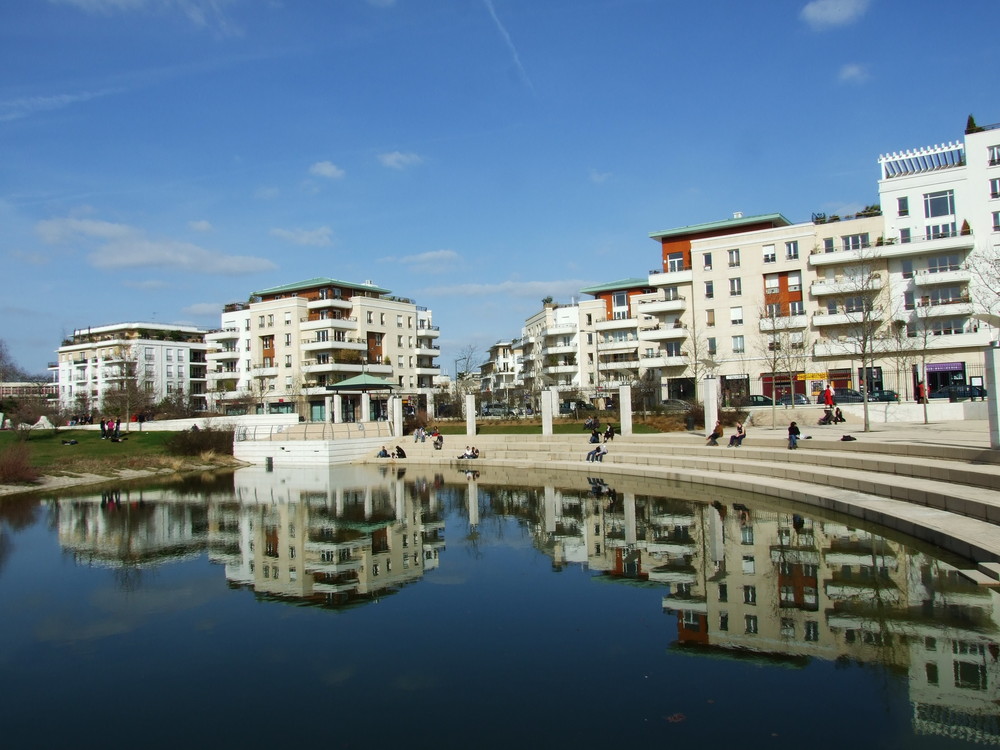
[788,421,801,450]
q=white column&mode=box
[541,388,554,435]
[624,492,637,545]
[333,394,343,424]
[703,377,719,434]
[361,392,371,422]
[985,343,1000,450]
[544,485,557,535]
[618,385,633,436]
[467,480,479,528]
[465,394,476,437]
[391,395,403,438]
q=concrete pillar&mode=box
[425,392,435,421]
[391,395,403,438]
[541,389,554,436]
[467,480,479,528]
[703,377,719,434]
[465,394,476,436]
[618,385,633,436]
[985,343,1000,450]
[624,492,637,545]
[333,394,343,424]
[324,396,332,422]
[544,485,557,535]
[361,393,371,422]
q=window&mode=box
[742,555,755,574]
[730,307,743,325]
[664,286,680,301]
[785,240,799,260]
[366,311,373,324]
[718,583,728,602]
[990,178,1000,199]
[804,621,819,641]
[994,211,1000,232]
[397,314,404,328]
[745,615,758,634]
[284,333,291,346]
[728,248,740,267]
[765,303,781,318]
[990,145,1000,166]
[706,309,715,327]
[900,227,911,243]
[823,237,834,253]
[705,281,714,299]
[666,252,685,273]
[762,245,776,263]
[285,312,292,325]
[267,314,274,327]
[166,365,173,377]
[729,278,742,296]
[165,350,173,361]
[707,337,717,356]
[764,274,780,295]
[729,335,743,354]
[789,300,804,316]
[743,585,756,604]
[928,253,960,273]
[719,613,729,631]
[842,233,870,251]
[703,252,712,270]
[284,354,292,368]
[258,315,265,328]
[781,618,795,638]
[664,341,681,357]
[925,664,939,685]
[897,196,909,216]
[926,222,956,240]
[924,189,955,218]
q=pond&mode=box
[1,464,998,748]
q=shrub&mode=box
[0,440,40,484]
[164,427,235,456]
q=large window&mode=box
[897,196,909,216]
[842,233,870,251]
[703,252,712,270]
[762,245,776,264]
[728,248,740,267]
[785,241,799,260]
[730,307,744,325]
[732,335,745,354]
[729,278,742,296]
[924,189,955,218]
[705,280,714,299]
[666,252,685,273]
[990,178,1000,199]
[928,253,961,273]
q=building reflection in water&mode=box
[52,466,1000,743]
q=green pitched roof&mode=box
[649,213,791,240]
[579,278,651,296]
[324,373,397,391]
[254,277,391,296]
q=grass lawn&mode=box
[2,428,181,473]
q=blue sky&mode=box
[2,0,997,375]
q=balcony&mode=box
[648,268,693,286]
[810,274,883,296]
[811,309,884,327]
[416,324,440,338]
[307,297,352,311]
[600,359,640,371]
[913,299,974,317]
[758,314,807,332]
[206,328,240,342]
[415,344,440,356]
[595,317,636,331]
[415,367,439,376]
[543,363,578,374]
[809,234,974,266]
[912,268,972,287]
[637,296,686,314]
[207,348,240,361]
[599,336,641,351]
[638,324,688,341]
[300,317,357,332]
[640,354,687,368]
[542,344,576,355]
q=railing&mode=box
[235,421,395,442]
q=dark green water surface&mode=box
[0,464,997,749]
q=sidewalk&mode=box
[745,418,995,450]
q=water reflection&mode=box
[44,465,1000,745]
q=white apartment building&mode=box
[52,322,209,414]
[205,277,441,420]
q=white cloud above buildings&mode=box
[800,0,871,30]
[269,225,333,246]
[48,0,242,34]
[188,219,213,232]
[377,151,423,170]
[309,161,346,179]
[838,63,870,84]
[35,216,275,274]
[385,249,459,274]
[419,279,594,300]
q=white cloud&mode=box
[188,219,213,232]
[254,186,280,200]
[36,216,275,275]
[0,88,120,123]
[309,160,346,179]
[269,226,333,246]
[9,249,51,266]
[386,249,459,274]
[838,63,869,84]
[589,169,612,184]
[483,0,534,94]
[378,151,423,170]
[182,301,224,316]
[800,0,871,30]
[48,0,241,35]
[419,279,594,299]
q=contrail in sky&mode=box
[483,0,535,94]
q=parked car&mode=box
[661,399,693,412]
[744,394,774,407]
[868,390,900,402]
[929,385,988,401]
[778,394,810,406]
[833,388,866,403]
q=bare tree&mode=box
[102,344,154,427]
